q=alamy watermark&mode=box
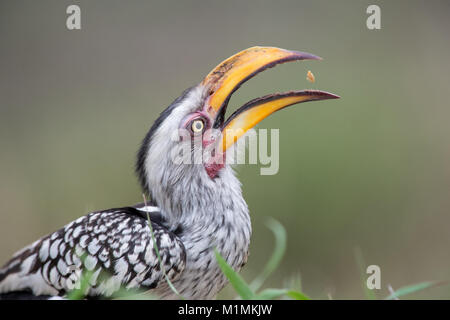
[66,5,81,30]
[366,265,381,290]
[366,5,381,30]
[169,128,280,176]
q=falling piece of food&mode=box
[307,70,315,83]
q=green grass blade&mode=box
[67,269,94,300]
[353,247,376,300]
[286,290,310,300]
[254,288,288,300]
[385,281,449,300]
[254,288,310,300]
[250,218,287,291]
[111,288,159,300]
[143,194,184,299]
[214,248,255,300]
[147,210,183,298]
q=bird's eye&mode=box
[191,119,205,133]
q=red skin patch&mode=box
[204,146,226,179]
[205,161,225,179]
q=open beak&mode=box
[201,46,340,152]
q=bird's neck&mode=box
[149,166,251,299]
[147,165,250,234]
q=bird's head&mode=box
[136,47,339,221]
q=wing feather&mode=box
[0,207,185,298]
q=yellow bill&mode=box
[220,90,339,152]
[200,46,339,154]
[202,46,322,127]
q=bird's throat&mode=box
[204,161,225,179]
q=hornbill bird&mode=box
[0,47,339,299]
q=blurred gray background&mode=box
[1,0,450,299]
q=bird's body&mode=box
[0,47,338,299]
[0,206,188,299]
[0,199,249,300]
[0,87,250,300]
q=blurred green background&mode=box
[1,0,450,299]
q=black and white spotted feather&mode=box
[0,205,185,299]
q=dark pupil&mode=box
[195,122,202,130]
